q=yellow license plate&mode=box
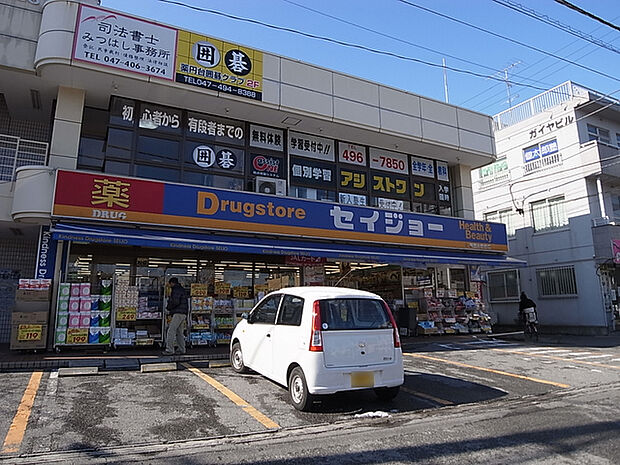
[351,371,374,388]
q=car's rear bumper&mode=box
[305,351,404,395]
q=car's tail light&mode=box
[309,300,323,352]
[383,301,401,348]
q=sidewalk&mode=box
[1,331,619,372]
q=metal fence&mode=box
[493,81,577,131]
[0,134,48,182]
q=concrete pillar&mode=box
[453,164,474,219]
[48,86,84,169]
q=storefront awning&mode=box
[51,223,526,268]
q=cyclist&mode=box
[519,292,538,340]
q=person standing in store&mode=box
[164,277,188,355]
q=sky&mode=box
[100,0,620,117]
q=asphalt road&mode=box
[1,337,618,464]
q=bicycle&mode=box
[523,308,539,342]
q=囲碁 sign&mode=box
[52,170,508,252]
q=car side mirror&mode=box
[242,312,249,320]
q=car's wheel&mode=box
[230,342,248,373]
[374,386,400,401]
[288,367,315,411]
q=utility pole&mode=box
[442,58,449,103]
[498,61,521,108]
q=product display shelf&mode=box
[213,298,234,345]
[53,280,114,350]
[113,276,164,348]
[189,284,216,347]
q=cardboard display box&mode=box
[16,289,51,302]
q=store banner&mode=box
[369,148,409,175]
[35,225,57,280]
[371,171,410,200]
[52,170,509,251]
[175,30,263,101]
[249,125,284,152]
[288,132,335,162]
[72,5,177,81]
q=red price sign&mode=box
[338,142,367,166]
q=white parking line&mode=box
[526,349,572,355]
[569,354,613,360]
[566,352,593,356]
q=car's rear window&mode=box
[318,298,391,331]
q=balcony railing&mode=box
[493,81,583,131]
[0,134,48,182]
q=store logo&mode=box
[225,49,251,76]
[252,155,280,174]
[193,145,216,168]
[91,178,130,209]
[193,41,220,68]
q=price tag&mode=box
[254,284,269,293]
[66,328,88,344]
[215,282,231,295]
[17,324,42,341]
[233,286,250,298]
[116,306,137,321]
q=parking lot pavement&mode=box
[1,337,618,459]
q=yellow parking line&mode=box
[401,386,454,405]
[2,371,43,454]
[404,353,570,388]
[182,363,280,429]
[491,348,620,370]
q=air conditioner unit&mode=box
[255,176,287,196]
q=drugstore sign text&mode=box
[52,170,507,251]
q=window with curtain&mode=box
[487,270,519,301]
[531,196,568,232]
[484,208,516,236]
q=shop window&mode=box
[291,186,336,202]
[184,142,245,174]
[109,97,137,127]
[438,205,452,216]
[411,202,436,214]
[536,265,577,296]
[485,208,516,236]
[136,135,179,164]
[82,107,109,138]
[250,294,282,324]
[277,295,304,326]
[488,270,520,301]
[77,137,105,170]
[531,196,568,232]
[134,164,180,182]
[183,171,244,190]
[104,160,131,176]
[587,124,610,144]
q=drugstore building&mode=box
[0,0,522,349]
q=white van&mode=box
[230,287,404,411]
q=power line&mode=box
[461,16,620,110]
[397,0,620,83]
[492,0,620,54]
[554,0,620,32]
[281,0,551,87]
[155,0,561,93]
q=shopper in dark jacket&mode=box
[164,277,188,355]
[518,292,537,324]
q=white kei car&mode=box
[230,287,404,411]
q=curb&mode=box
[0,353,230,372]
